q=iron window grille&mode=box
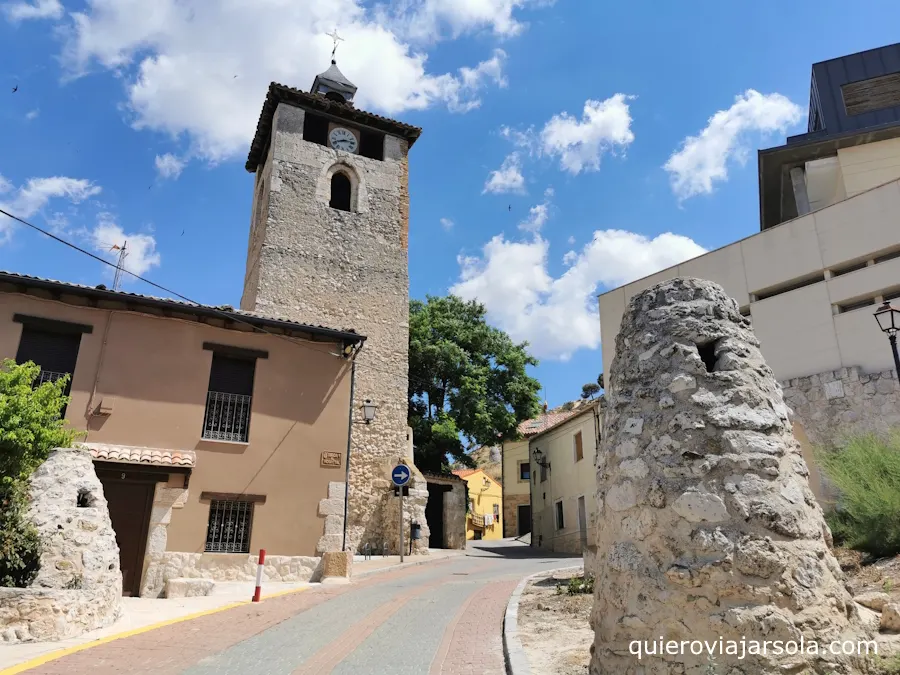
[35,369,68,386]
[205,499,254,553]
[202,391,252,443]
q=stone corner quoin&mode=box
[591,277,872,675]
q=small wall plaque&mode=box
[321,451,342,468]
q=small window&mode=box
[202,353,255,442]
[205,499,254,553]
[16,326,83,415]
[573,431,584,462]
[540,462,547,483]
[302,112,329,146]
[493,503,500,520]
[359,130,385,161]
[555,500,565,530]
[330,172,352,211]
[519,462,530,481]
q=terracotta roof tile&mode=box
[517,409,584,437]
[246,83,422,172]
[0,270,365,344]
[83,443,196,469]
[451,468,480,479]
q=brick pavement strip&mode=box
[17,561,453,675]
[429,580,517,675]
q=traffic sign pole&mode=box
[399,489,404,563]
[391,463,411,563]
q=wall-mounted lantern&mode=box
[362,399,378,424]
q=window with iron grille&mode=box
[204,499,254,553]
[15,326,82,416]
[202,353,255,442]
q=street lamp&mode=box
[532,447,550,470]
[874,301,900,383]
[362,399,378,424]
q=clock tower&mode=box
[241,60,428,554]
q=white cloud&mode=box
[13,0,541,163]
[519,187,553,232]
[155,153,185,179]
[91,215,161,279]
[25,109,39,120]
[451,229,706,360]
[540,94,635,174]
[385,0,548,41]
[440,217,454,231]
[484,152,525,194]
[0,174,101,243]
[566,235,575,245]
[2,0,62,21]
[664,89,803,200]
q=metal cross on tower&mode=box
[326,29,343,60]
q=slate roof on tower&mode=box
[245,82,423,172]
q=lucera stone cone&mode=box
[590,278,870,675]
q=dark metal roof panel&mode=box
[810,43,900,136]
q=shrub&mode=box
[0,360,78,587]
[817,432,900,557]
[565,575,594,595]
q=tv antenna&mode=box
[108,241,128,291]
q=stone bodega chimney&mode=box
[591,277,871,674]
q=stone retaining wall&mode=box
[148,552,323,592]
[0,586,121,643]
[781,366,900,446]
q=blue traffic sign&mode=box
[391,464,411,487]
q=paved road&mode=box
[27,541,578,675]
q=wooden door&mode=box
[102,480,154,596]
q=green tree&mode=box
[0,360,78,587]
[409,296,542,474]
[581,383,601,400]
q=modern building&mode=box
[0,271,363,596]
[452,468,503,541]
[599,42,900,451]
[528,402,602,553]
[501,407,586,538]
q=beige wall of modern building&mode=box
[0,276,362,595]
[599,177,900,385]
[529,405,601,553]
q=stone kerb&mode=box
[1,448,122,643]
[591,277,871,675]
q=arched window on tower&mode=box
[330,172,352,212]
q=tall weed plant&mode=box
[817,432,900,557]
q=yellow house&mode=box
[452,469,503,541]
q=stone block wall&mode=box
[503,493,530,538]
[140,478,190,597]
[1,449,122,643]
[242,102,428,553]
[781,366,900,446]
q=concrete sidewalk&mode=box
[0,549,463,673]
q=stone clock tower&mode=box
[241,61,429,553]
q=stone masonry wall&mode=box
[780,366,900,446]
[592,278,870,675]
[242,102,427,553]
[503,493,530,538]
[1,448,122,643]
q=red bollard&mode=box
[252,549,266,602]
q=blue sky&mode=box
[2,0,899,408]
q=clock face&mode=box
[329,127,358,153]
